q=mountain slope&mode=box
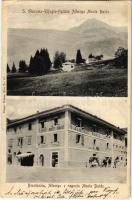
[7,18,127,67]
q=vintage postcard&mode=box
[0,0,131,199]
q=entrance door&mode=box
[21,155,34,166]
[7,154,12,165]
[39,154,44,166]
[51,152,58,167]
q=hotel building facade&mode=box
[7,105,127,168]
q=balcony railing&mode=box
[51,141,60,145]
[39,125,64,132]
[70,124,113,139]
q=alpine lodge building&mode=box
[7,105,127,168]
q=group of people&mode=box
[88,156,123,168]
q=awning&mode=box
[16,153,34,158]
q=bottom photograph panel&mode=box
[6,97,128,183]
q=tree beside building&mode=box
[53,51,66,69]
[76,49,83,64]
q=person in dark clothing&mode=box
[108,158,112,167]
[103,159,107,167]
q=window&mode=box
[41,121,45,129]
[53,134,58,142]
[40,136,45,144]
[39,154,44,166]
[27,136,32,145]
[75,118,82,127]
[76,134,81,143]
[107,143,109,149]
[18,137,23,147]
[52,152,58,167]
[28,123,32,130]
[93,139,96,145]
[8,149,11,153]
[54,118,58,126]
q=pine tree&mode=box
[19,60,27,72]
[29,48,51,75]
[7,64,10,73]
[45,48,52,72]
[76,49,83,64]
[28,56,34,73]
[35,50,40,57]
[11,62,16,73]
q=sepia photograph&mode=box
[1,0,131,199]
[6,97,128,183]
[6,1,128,96]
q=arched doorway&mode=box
[39,154,44,166]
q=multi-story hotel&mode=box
[7,105,127,168]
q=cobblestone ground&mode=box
[6,166,127,183]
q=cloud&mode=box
[7,97,128,128]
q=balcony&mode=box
[70,124,87,133]
[70,124,112,140]
[88,146,100,151]
[39,125,64,132]
[51,141,60,145]
[38,142,46,146]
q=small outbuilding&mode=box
[62,62,75,72]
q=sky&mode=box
[5,1,128,30]
[7,97,128,128]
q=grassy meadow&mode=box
[7,67,127,96]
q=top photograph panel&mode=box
[6,1,128,96]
